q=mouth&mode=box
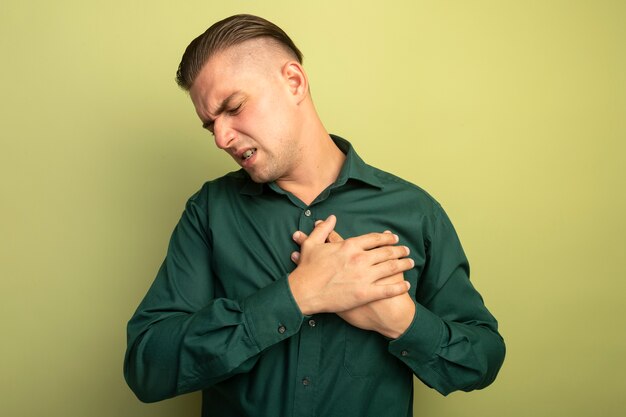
[241,148,257,161]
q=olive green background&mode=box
[1,1,624,416]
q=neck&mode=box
[275,115,345,206]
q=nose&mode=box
[213,117,236,150]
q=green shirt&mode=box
[124,136,505,417]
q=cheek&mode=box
[244,103,284,135]
[241,88,295,138]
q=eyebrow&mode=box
[202,91,242,129]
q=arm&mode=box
[124,195,413,403]
[123,187,303,402]
[389,207,505,394]
[291,210,505,395]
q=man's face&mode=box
[189,42,303,184]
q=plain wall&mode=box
[1,1,624,416]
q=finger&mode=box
[327,230,344,243]
[370,258,415,280]
[292,231,309,246]
[307,215,337,244]
[367,245,411,266]
[365,280,411,302]
[290,251,301,265]
[292,225,343,246]
[315,219,343,243]
[350,231,399,250]
[374,273,406,285]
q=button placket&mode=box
[298,207,316,236]
[293,315,321,413]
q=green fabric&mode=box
[124,135,505,417]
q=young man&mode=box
[124,14,505,417]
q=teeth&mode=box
[242,149,256,160]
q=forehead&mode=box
[188,53,252,116]
[189,40,287,114]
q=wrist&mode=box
[377,298,416,339]
[288,269,315,315]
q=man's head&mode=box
[179,15,318,185]
[176,14,303,91]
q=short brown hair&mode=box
[175,14,304,90]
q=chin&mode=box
[247,171,273,184]
[245,164,282,184]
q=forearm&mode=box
[388,302,505,395]
[383,204,506,394]
[124,277,304,402]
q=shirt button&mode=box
[304,209,311,217]
[308,319,316,327]
[278,325,286,334]
[401,350,409,357]
[302,377,310,386]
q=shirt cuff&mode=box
[388,302,444,364]
[242,275,304,352]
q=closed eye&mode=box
[227,102,244,115]
[201,98,245,135]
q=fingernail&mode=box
[293,231,300,240]
[315,220,322,226]
[393,234,399,242]
[406,281,411,290]
[405,246,411,256]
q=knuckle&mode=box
[351,252,365,265]
[363,233,379,244]
[354,286,368,302]
[343,238,355,249]
[383,285,396,297]
[388,261,400,274]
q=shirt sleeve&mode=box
[123,184,304,403]
[387,204,506,395]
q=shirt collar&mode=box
[239,134,384,196]
[330,134,384,190]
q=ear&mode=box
[282,61,308,103]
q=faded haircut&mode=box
[176,14,304,90]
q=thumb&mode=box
[307,215,337,244]
[315,219,344,243]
